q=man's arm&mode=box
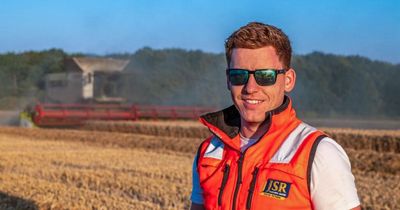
[190,154,205,209]
[190,202,205,210]
[310,138,361,210]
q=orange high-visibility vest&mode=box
[197,96,326,210]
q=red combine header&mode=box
[31,103,214,127]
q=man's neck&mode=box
[240,120,269,139]
[239,96,288,139]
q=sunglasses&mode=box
[226,68,287,86]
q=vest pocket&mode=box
[246,167,259,210]
[250,165,310,210]
[199,158,224,184]
[218,164,230,206]
[199,159,226,209]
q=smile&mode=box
[244,99,263,105]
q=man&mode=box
[190,22,361,210]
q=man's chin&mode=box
[241,116,266,125]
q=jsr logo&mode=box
[261,179,291,200]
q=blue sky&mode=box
[1,0,399,64]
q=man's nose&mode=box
[244,74,259,94]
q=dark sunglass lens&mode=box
[229,70,248,85]
[255,70,276,86]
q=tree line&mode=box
[0,48,398,119]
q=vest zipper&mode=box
[231,153,244,210]
[246,167,259,210]
[230,113,272,210]
[218,164,230,206]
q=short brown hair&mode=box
[225,22,292,69]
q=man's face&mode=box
[228,46,292,125]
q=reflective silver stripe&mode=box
[269,123,317,163]
[204,136,224,160]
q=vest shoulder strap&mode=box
[306,134,328,194]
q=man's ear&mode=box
[284,68,296,92]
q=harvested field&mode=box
[0,127,194,209]
[0,122,399,209]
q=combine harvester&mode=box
[21,57,213,127]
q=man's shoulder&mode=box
[313,137,351,170]
[297,122,349,162]
[317,137,343,152]
[294,121,335,146]
[196,135,221,156]
[292,122,348,161]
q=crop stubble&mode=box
[0,120,398,210]
[0,128,193,209]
